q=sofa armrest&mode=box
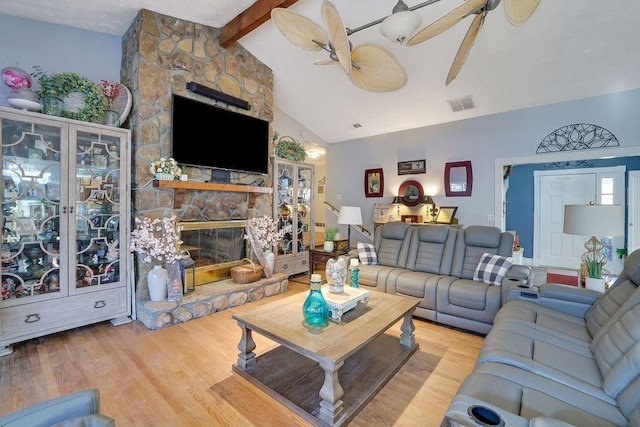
[505,264,531,283]
[0,388,112,427]
[529,417,577,427]
[504,283,600,317]
[538,283,601,304]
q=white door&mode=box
[536,172,596,267]
[628,172,640,254]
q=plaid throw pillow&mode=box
[357,242,378,265]
[473,252,513,286]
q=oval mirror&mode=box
[398,180,424,207]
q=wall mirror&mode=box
[398,180,424,206]
[445,161,473,197]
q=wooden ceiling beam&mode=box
[218,0,298,48]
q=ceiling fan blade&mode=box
[271,8,328,51]
[313,58,338,65]
[406,0,486,46]
[349,44,408,92]
[446,12,485,85]
[504,0,541,25]
[321,0,352,75]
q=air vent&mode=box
[447,95,476,112]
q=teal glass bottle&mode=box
[302,274,329,327]
[350,267,359,288]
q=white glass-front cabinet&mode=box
[0,106,131,355]
[273,157,314,275]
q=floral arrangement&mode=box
[149,157,181,178]
[129,214,183,264]
[245,215,292,251]
[99,79,120,109]
[1,67,32,89]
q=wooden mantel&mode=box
[153,180,273,208]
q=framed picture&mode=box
[29,204,45,220]
[89,189,107,201]
[94,154,108,169]
[436,206,458,224]
[14,218,37,235]
[398,159,426,175]
[444,161,473,197]
[101,183,114,199]
[27,148,45,160]
[83,186,99,201]
[373,203,392,223]
[364,168,384,198]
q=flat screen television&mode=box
[171,94,269,178]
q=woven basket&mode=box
[230,258,264,284]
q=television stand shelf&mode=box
[153,180,273,208]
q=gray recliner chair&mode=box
[0,388,115,427]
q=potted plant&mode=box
[323,226,339,252]
[584,257,606,292]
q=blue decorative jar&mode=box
[302,274,329,328]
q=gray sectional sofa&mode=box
[441,248,640,426]
[347,222,530,335]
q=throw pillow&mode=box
[357,242,378,265]
[473,252,513,286]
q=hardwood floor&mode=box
[0,275,484,426]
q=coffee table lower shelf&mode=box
[232,333,418,427]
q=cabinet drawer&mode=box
[275,255,296,274]
[0,287,128,346]
[313,253,335,263]
[296,256,309,274]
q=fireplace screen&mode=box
[177,220,248,286]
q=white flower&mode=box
[129,214,183,264]
[149,157,181,178]
[244,215,292,251]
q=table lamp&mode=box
[337,206,363,249]
[392,196,402,220]
[563,203,624,278]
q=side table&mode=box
[309,248,349,274]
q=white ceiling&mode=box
[2,0,639,144]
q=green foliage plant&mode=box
[324,226,339,241]
[586,258,604,279]
[31,66,105,122]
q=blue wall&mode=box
[505,157,640,256]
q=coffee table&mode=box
[232,288,419,427]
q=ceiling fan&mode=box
[270,1,408,92]
[406,0,542,85]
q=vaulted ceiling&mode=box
[2,0,639,143]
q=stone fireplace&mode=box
[120,8,275,311]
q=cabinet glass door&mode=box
[1,116,65,303]
[276,162,295,256]
[297,165,313,253]
[72,128,123,292]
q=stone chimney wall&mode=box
[120,9,274,299]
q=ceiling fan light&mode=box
[380,10,422,44]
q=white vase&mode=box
[263,250,275,276]
[148,265,168,301]
[324,241,334,252]
[585,277,606,292]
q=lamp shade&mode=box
[380,9,422,44]
[338,206,363,225]
[563,204,624,237]
[422,195,434,205]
